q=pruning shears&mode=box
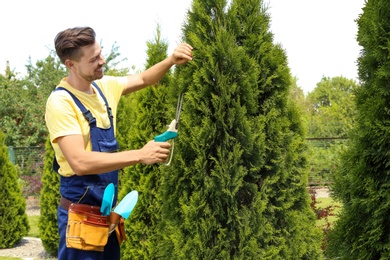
[154,94,184,166]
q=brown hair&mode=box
[54,27,96,64]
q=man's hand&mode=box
[138,140,171,165]
[170,43,193,65]
[122,43,193,95]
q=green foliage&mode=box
[0,75,44,146]
[306,139,347,185]
[39,137,60,257]
[119,25,174,259]
[303,76,358,186]
[288,77,308,129]
[25,52,67,99]
[0,131,29,248]
[103,42,130,76]
[233,1,322,257]
[151,0,322,259]
[0,52,66,147]
[326,0,390,259]
[306,76,357,138]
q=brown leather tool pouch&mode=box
[115,217,126,244]
[66,204,109,252]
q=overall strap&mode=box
[54,82,113,124]
[91,82,113,119]
[55,87,96,124]
[52,83,114,174]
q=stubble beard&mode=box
[80,66,104,82]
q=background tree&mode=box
[327,0,390,259]
[103,42,131,76]
[0,54,66,147]
[288,77,308,123]
[306,76,357,139]
[24,52,67,101]
[119,25,174,259]
[0,67,47,147]
[0,130,29,248]
[305,76,358,185]
[154,0,322,258]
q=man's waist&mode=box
[60,196,101,215]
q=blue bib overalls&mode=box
[54,83,120,260]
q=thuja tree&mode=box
[327,0,390,259]
[155,0,322,259]
[39,137,60,256]
[0,130,29,248]
[232,0,322,257]
[119,25,174,259]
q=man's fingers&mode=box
[173,43,193,64]
[155,140,171,149]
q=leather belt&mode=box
[59,196,73,211]
[60,196,101,214]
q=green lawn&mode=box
[28,215,40,238]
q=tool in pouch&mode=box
[101,183,115,216]
[66,184,138,251]
[154,93,184,166]
[109,190,139,233]
[100,183,139,233]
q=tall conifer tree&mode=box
[327,1,390,259]
[0,130,29,248]
[231,0,322,257]
[39,137,60,256]
[156,0,322,258]
[119,25,174,259]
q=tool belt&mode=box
[60,197,126,252]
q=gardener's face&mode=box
[76,41,106,81]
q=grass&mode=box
[28,215,40,237]
[0,257,21,260]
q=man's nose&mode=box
[99,55,106,65]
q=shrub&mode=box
[0,131,30,248]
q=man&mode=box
[45,26,193,260]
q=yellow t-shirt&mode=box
[45,76,127,177]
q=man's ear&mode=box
[64,59,74,70]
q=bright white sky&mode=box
[0,0,365,94]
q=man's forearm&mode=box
[70,150,142,176]
[141,56,175,86]
[62,139,171,176]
